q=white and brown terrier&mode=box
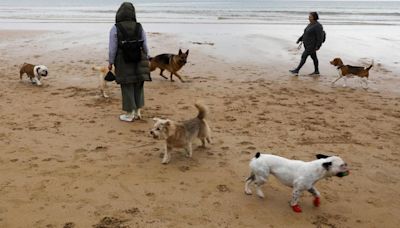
[330,57,373,88]
[150,103,212,164]
[19,63,48,86]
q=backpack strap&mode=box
[115,22,142,42]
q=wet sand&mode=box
[0,29,399,227]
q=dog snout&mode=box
[150,130,154,135]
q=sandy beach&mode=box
[0,21,400,228]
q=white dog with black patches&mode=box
[244,153,349,213]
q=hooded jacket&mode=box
[112,2,151,84]
[297,21,324,51]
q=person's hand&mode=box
[108,64,113,71]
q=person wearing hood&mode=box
[108,2,151,122]
[290,12,324,76]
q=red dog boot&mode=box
[313,197,320,207]
[291,204,302,213]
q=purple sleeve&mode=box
[141,27,149,57]
[108,25,118,65]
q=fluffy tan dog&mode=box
[92,66,114,98]
[150,103,212,164]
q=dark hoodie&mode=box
[116,2,136,23]
[114,2,151,84]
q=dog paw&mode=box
[291,204,302,213]
[244,189,252,195]
[256,190,265,198]
[161,159,169,164]
[313,197,320,207]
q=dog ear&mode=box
[185,49,189,55]
[179,49,182,55]
[322,162,332,170]
[164,120,171,126]
[316,154,330,159]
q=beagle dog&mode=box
[330,58,373,88]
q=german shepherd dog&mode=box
[149,49,189,82]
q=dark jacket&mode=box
[114,2,151,84]
[297,21,324,51]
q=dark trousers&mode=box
[120,82,144,112]
[296,49,319,72]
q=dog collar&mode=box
[337,65,345,69]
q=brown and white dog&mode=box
[92,66,114,98]
[330,57,373,88]
[150,103,212,164]
[19,63,48,86]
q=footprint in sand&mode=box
[238,141,253,146]
[179,166,190,172]
[63,222,75,228]
[218,161,227,167]
[312,215,337,228]
[85,187,95,193]
[216,184,230,193]
[92,146,108,152]
[123,207,140,215]
[108,192,119,199]
[92,217,128,228]
[145,192,155,197]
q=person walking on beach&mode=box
[290,12,324,76]
[108,2,151,122]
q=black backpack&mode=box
[322,30,326,43]
[116,23,144,63]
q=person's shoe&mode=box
[289,69,299,76]
[119,112,135,122]
[135,109,142,120]
[309,71,320,76]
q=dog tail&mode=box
[366,59,374,71]
[195,103,208,120]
